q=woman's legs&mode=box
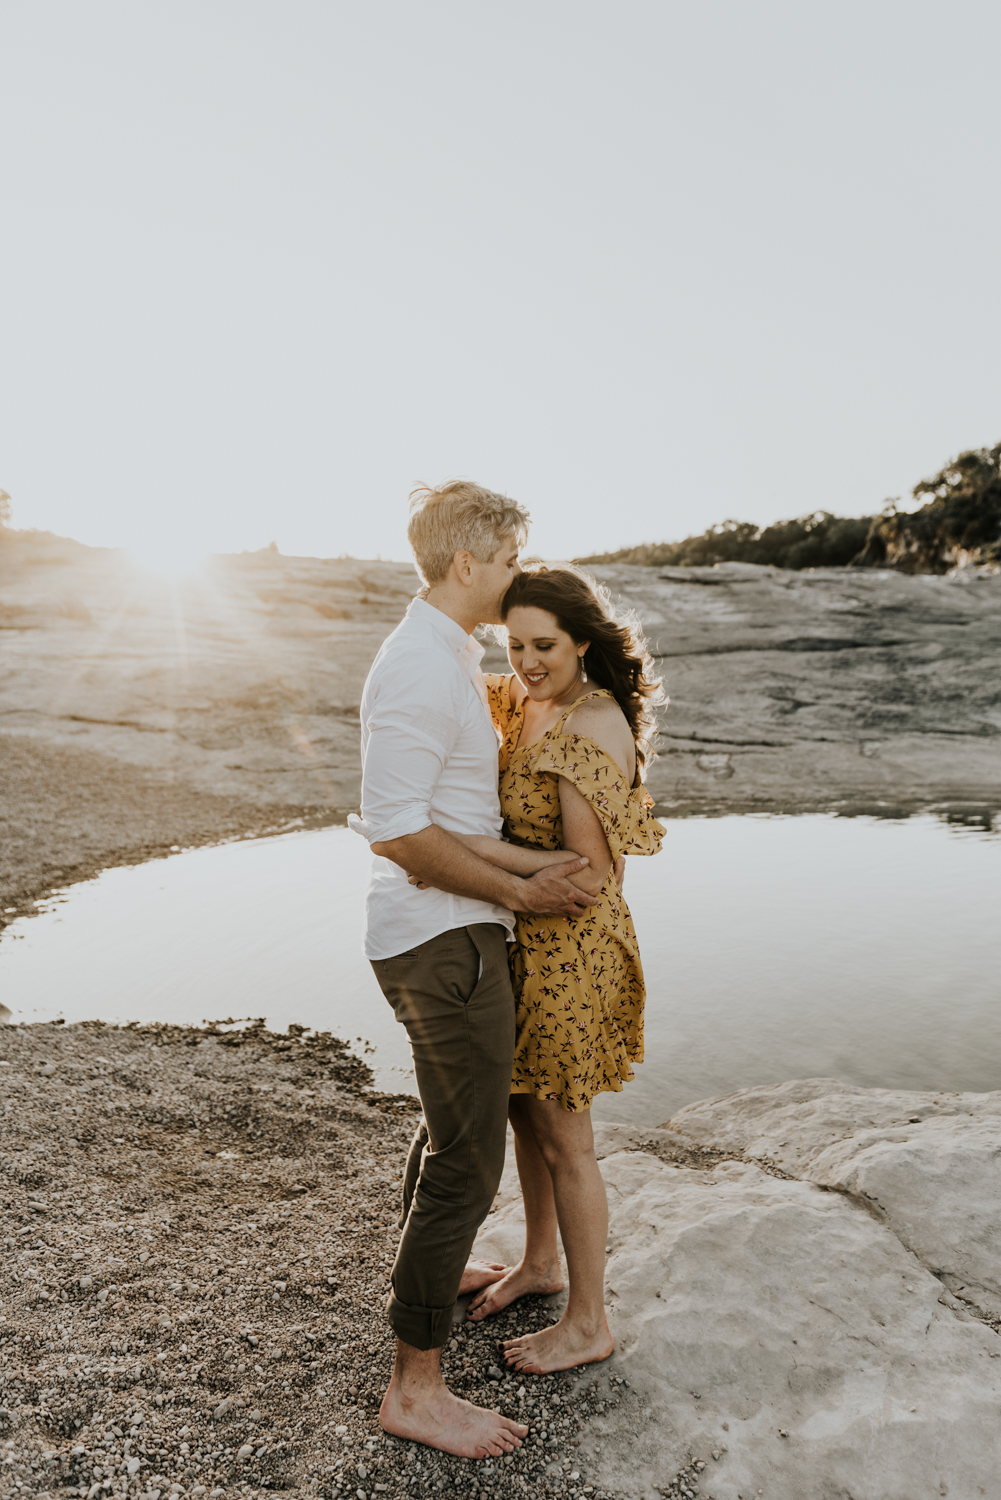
[468,1093,616,1371]
[500,1095,613,1374]
[467,1095,565,1320]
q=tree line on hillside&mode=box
[579,444,1001,574]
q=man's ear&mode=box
[452,550,476,587]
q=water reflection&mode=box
[2,815,999,1124]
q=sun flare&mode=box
[127,540,212,580]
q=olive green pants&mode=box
[370,922,515,1350]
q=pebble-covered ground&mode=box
[1,1019,658,1500]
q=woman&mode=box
[454,564,664,1374]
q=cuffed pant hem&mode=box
[387,1291,456,1351]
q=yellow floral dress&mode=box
[484,675,665,1112]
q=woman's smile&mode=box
[504,604,586,704]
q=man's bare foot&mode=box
[467,1259,566,1322]
[380,1377,528,1458]
[501,1314,614,1375]
[458,1259,508,1296]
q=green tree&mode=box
[578,443,1001,574]
[853,445,1001,572]
[579,510,871,570]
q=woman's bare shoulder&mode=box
[564,694,627,735]
[564,695,634,769]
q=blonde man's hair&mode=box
[407,480,530,586]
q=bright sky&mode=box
[2,1,999,566]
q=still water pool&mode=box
[2,815,998,1125]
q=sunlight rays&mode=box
[127,540,212,581]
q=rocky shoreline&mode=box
[3,533,1000,926]
[3,532,1000,1496]
[3,1027,999,1500]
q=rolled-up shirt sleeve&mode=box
[350,682,461,846]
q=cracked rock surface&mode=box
[591,560,1001,816]
[670,1077,1001,1325]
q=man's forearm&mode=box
[371,824,526,909]
[460,834,583,878]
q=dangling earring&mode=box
[580,654,588,684]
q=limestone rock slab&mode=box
[474,1149,1001,1500]
[669,1078,1001,1317]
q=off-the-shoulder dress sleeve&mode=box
[483,672,515,737]
[533,734,664,862]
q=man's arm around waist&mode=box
[372,825,597,920]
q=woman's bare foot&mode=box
[501,1314,614,1374]
[467,1259,566,1321]
[458,1259,508,1296]
[379,1378,527,1458]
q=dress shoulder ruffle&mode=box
[531,733,664,861]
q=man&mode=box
[349,480,596,1459]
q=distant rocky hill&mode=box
[580,510,873,571]
[581,443,1001,575]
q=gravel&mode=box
[0,1018,646,1500]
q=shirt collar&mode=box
[409,597,485,668]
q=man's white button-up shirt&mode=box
[349,598,515,960]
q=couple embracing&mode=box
[350,480,664,1459]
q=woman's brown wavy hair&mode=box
[500,564,665,769]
